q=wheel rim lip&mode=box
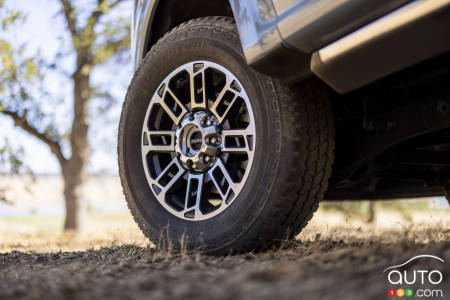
[141,60,256,221]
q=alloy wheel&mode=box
[141,61,256,221]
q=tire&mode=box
[118,17,334,254]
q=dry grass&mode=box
[1,208,449,253]
[0,213,149,253]
[298,208,450,244]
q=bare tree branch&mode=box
[60,0,78,38]
[1,110,67,166]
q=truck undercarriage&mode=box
[327,53,450,200]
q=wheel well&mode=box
[144,0,234,56]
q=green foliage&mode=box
[0,139,27,174]
[0,0,43,127]
[0,34,52,146]
[0,40,40,94]
[0,1,41,184]
[0,139,34,205]
[0,0,25,30]
[61,0,130,68]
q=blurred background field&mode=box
[1,174,448,253]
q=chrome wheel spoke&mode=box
[215,92,239,124]
[210,80,229,112]
[156,87,188,124]
[221,129,254,154]
[142,130,176,153]
[190,67,207,109]
[209,77,238,123]
[183,173,204,218]
[167,87,188,113]
[158,99,182,125]
[156,158,186,195]
[208,158,236,202]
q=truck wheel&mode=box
[118,17,334,253]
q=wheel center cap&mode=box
[175,111,221,171]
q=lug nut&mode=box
[211,137,217,144]
[200,118,206,127]
[204,155,211,162]
[189,113,194,121]
[192,163,197,169]
[215,137,222,144]
[206,119,212,126]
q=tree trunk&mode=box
[367,202,375,223]
[62,69,91,231]
[63,166,83,230]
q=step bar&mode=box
[311,0,450,94]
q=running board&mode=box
[311,0,450,94]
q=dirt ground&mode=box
[1,211,449,300]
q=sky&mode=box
[1,0,132,175]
